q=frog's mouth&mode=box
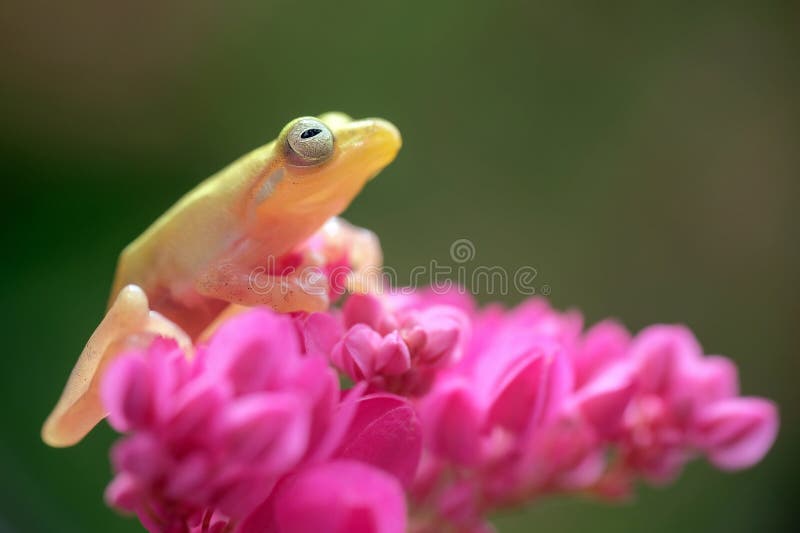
[335,117,402,180]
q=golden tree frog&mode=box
[42,112,401,447]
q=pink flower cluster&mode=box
[102,290,778,533]
[102,309,420,533]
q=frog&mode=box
[42,112,401,447]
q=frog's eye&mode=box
[285,118,334,166]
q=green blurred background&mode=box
[1,1,797,531]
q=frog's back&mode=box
[108,140,276,306]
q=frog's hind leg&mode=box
[42,285,191,447]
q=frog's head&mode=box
[245,112,401,249]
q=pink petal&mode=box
[629,325,703,397]
[336,393,422,487]
[273,460,407,533]
[149,339,192,422]
[343,293,389,331]
[487,346,573,435]
[557,449,607,490]
[433,478,482,529]
[217,393,311,474]
[684,355,740,404]
[102,354,154,432]
[693,397,778,470]
[214,473,277,522]
[301,312,344,356]
[420,379,483,466]
[306,382,368,464]
[333,325,383,380]
[104,472,139,512]
[409,306,466,365]
[640,447,690,484]
[166,378,229,450]
[205,309,299,394]
[375,331,412,375]
[574,320,630,387]
[574,364,635,437]
[282,356,339,445]
[164,453,212,501]
[520,409,601,488]
[110,434,167,484]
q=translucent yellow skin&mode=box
[111,112,401,338]
[42,112,401,447]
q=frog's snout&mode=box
[367,118,402,150]
[304,116,401,190]
[353,118,402,170]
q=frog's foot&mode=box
[310,217,384,294]
[194,218,382,314]
[42,285,191,447]
[195,261,330,313]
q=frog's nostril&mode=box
[300,128,322,139]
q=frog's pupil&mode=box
[301,128,322,139]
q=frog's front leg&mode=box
[315,217,383,294]
[195,260,331,313]
[42,285,191,447]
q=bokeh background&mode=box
[1,1,797,531]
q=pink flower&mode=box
[298,292,469,394]
[413,298,589,522]
[96,289,778,533]
[102,308,421,532]
[410,298,778,527]
[420,298,582,457]
[615,325,779,484]
[690,397,778,470]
